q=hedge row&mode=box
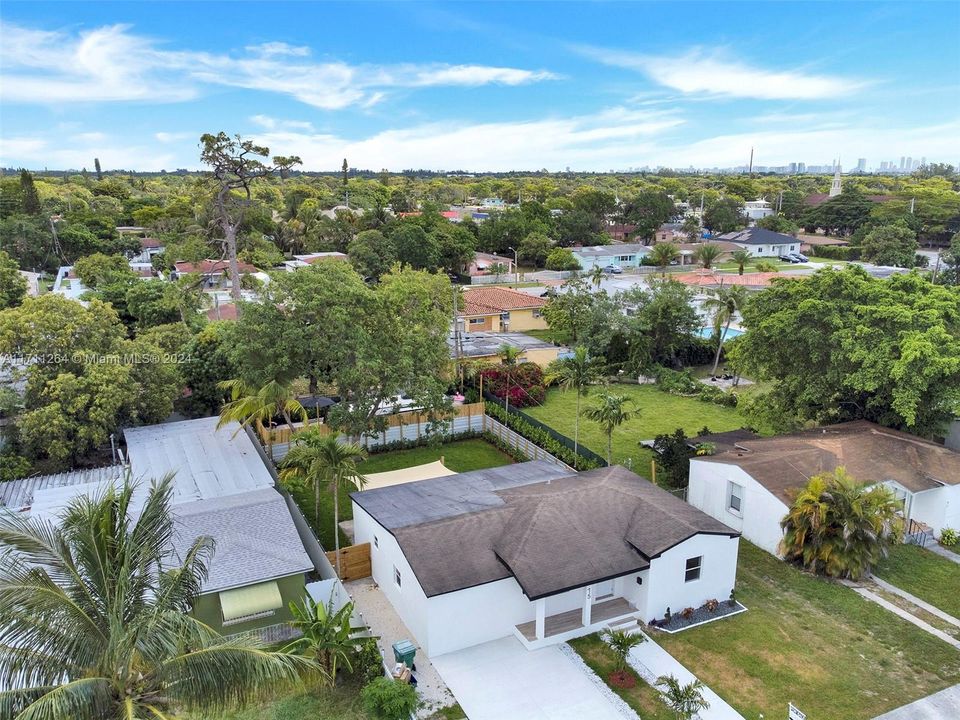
[485,401,605,470]
[809,244,861,261]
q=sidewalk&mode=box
[927,543,960,565]
[627,631,745,720]
[872,683,960,719]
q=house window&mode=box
[469,317,485,325]
[500,312,511,321]
[374,535,379,549]
[532,309,543,318]
[394,566,402,588]
[685,556,702,583]
[728,482,744,515]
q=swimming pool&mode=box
[696,326,745,340]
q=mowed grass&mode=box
[873,544,960,618]
[654,543,960,719]
[568,635,675,720]
[523,384,753,476]
[288,439,514,550]
[193,684,368,720]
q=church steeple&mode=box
[829,162,842,197]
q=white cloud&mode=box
[580,46,867,100]
[249,115,315,132]
[0,22,558,109]
[0,133,179,171]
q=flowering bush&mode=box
[480,362,546,408]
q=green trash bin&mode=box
[392,639,416,669]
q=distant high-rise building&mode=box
[857,158,866,172]
[798,162,806,173]
[921,156,927,168]
[900,156,906,170]
[880,161,889,171]
[906,157,913,171]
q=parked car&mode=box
[778,255,801,263]
[788,252,809,262]
[603,264,624,274]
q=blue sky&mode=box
[1,1,958,171]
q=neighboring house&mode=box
[605,223,637,242]
[466,251,514,277]
[51,266,87,300]
[351,462,740,656]
[653,223,684,242]
[173,259,260,288]
[450,330,569,367]
[440,210,462,222]
[570,243,651,271]
[471,212,490,222]
[798,234,850,254]
[946,418,960,452]
[459,286,548,332]
[688,420,960,555]
[480,198,506,208]
[18,270,40,297]
[669,241,741,266]
[206,302,239,321]
[716,227,800,257]
[743,198,774,221]
[132,237,165,263]
[0,417,315,636]
[280,252,349,270]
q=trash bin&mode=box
[392,639,416,669]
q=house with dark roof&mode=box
[688,420,960,556]
[350,462,740,656]
[459,286,549,332]
[717,227,801,257]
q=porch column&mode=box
[535,599,546,640]
[582,586,592,627]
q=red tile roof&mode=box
[206,303,239,321]
[139,237,163,249]
[460,286,548,316]
[174,259,258,275]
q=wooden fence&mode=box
[325,542,372,582]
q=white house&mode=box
[717,227,799,257]
[688,421,960,556]
[571,243,651,271]
[351,462,740,657]
[743,198,774,222]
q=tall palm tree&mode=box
[692,243,723,270]
[0,476,311,720]
[498,343,523,414]
[648,243,680,276]
[589,265,605,289]
[218,377,308,458]
[780,467,903,580]
[582,392,640,465]
[656,674,710,720]
[602,628,646,683]
[702,284,749,375]
[283,593,367,687]
[546,346,605,469]
[279,430,367,577]
[730,249,752,275]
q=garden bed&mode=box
[649,599,747,634]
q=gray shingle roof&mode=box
[170,487,313,593]
[355,462,738,599]
[718,227,797,246]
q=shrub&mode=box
[940,528,959,547]
[652,367,738,407]
[705,598,719,612]
[809,244,861,261]
[360,677,419,720]
[479,362,546,408]
[352,637,385,686]
[680,607,695,620]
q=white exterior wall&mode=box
[643,534,740,622]
[688,460,788,556]
[910,486,960,536]
[730,241,799,258]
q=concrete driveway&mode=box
[872,683,960,720]
[432,636,629,720]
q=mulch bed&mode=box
[648,599,747,633]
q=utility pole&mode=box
[748,147,754,176]
[910,197,915,214]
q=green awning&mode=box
[219,581,283,622]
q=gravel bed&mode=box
[651,600,747,634]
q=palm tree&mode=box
[218,377,308,458]
[279,430,367,577]
[730,249,752,275]
[283,593,367,687]
[780,467,903,580]
[602,628,646,683]
[498,343,523,414]
[692,243,723,270]
[0,476,311,720]
[546,346,605,469]
[582,392,640,465]
[702,284,749,376]
[656,674,710,720]
[589,265,605,289]
[648,243,680,275]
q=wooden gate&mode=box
[325,542,372,581]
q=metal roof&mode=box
[449,331,558,359]
[0,465,127,513]
[572,243,651,257]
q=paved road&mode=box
[872,683,960,720]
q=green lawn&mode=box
[288,439,514,550]
[522,327,569,345]
[523,384,753,475]
[655,543,960,720]
[872,544,960,618]
[568,635,674,720]
[193,684,368,720]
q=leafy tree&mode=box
[390,223,439,270]
[182,322,236,417]
[731,266,960,436]
[938,231,960,286]
[651,428,695,489]
[19,169,41,215]
[601,628,646,684]
[703,198,745,234]
[72,252,132,288]
[780,467,903,579]
[803,188,874,236]
[703,284,749,375]
[860,222,918,267]
[621,190,675,241]
[349,229,396,278]
[692,243,723,269]
[0,476,310,720]
[620,280,701,369]
[756,214,799,234]
[0,215,52,270]
[283,592,366,686]
[0,249,27,308]
[433,223,476,273]
[554,208,605,247]
[200,132,300,300]
[648,242,680,275]
[730,249,752,276]
[583,392,640,464]
[361,676,419,720]
[656,675,710,720]
[545,247,581,271]
[518,231,553,268]
[279,431,367,576]
[681,215,701,241]
[546,346,605,467]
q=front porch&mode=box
[515,596,639,649]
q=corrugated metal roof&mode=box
[0,465,126,513]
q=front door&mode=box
[593,579,615,602]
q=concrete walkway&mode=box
[627,631,745,720]
[849,586,960,650]
[872,683,960,719]
[870,576,960,628]
[928,543,960,565]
